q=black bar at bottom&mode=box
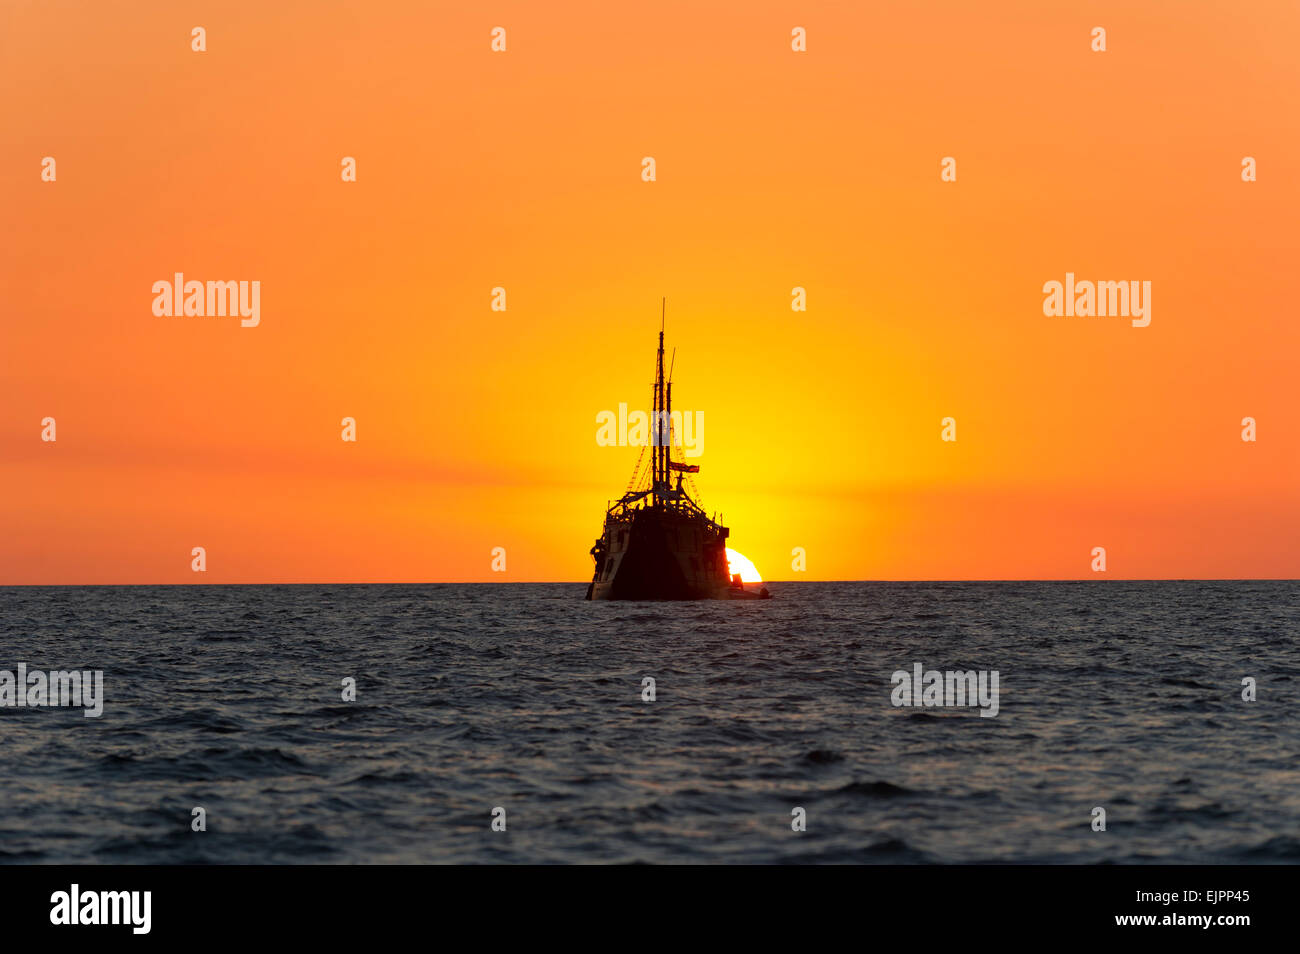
[0,864,1280,941]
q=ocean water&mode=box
[0,581,1297,864]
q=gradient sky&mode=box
[2,1,1298,584]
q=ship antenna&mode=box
[667,346,676,488]
[666,374,673,485]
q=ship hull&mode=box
[587,580,765,600]
[586,505,740,601]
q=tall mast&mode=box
[655,299,666,494]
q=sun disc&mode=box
[725,548,762,583]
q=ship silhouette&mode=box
[585,306,770,601]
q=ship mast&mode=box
[654,299,666,499]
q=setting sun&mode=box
[725,549,762,584]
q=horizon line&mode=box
[2,578,1297,588]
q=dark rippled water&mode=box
[1,582,1297,864]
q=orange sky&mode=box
[2,1,1297,584]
